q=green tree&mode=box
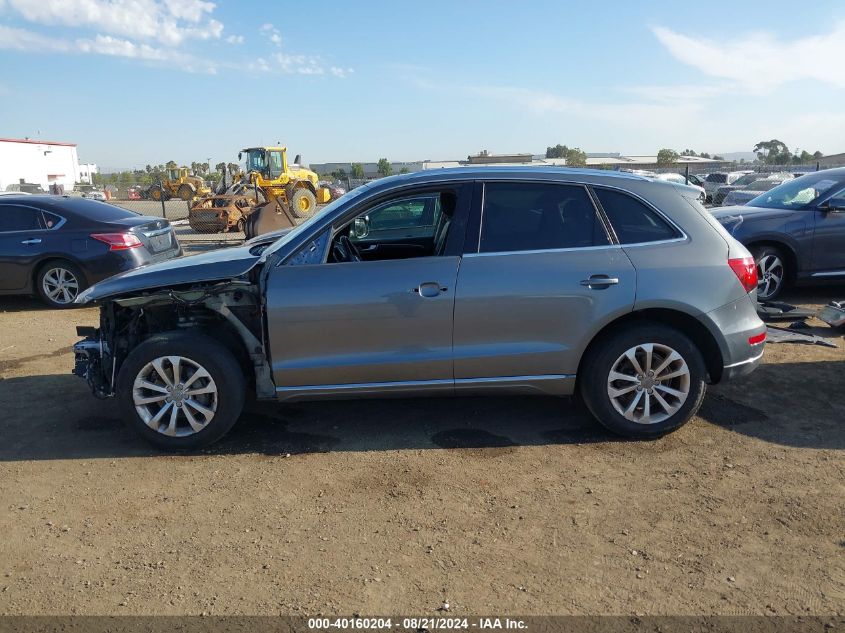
[546,144,568,159]
[656,148,679,167]
[813,150,824,159]
[350,162,364,179]
[753,140,790,165]
[331,167,348,180]
[399,167,411,174]
[226,162,239,176]
[377,158,393,177]
[713,155,725,161]
[680,149,698,157]
[564,147,587,167]
[215,162,226,174]
[165,160,177,170]
[699,152,711,159]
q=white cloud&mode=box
[5,0,223,46]
[652,22,845,93]
[259,22,282,47]
[0,23,71,52]
[225,34,244,44]
[330,66,353,78]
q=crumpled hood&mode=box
[709,204,793,222]
[76,245,262,304]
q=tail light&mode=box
[748,331,766,345]
[728,256,758,293]
[91,232,142,250]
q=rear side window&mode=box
[0,205,41,232]
[593,188,679,245]
[480,182,608,253]
[706,173,727,183]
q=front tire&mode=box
[750,245,787,301]
[178,184,195,201]
[116,332,246,450]
[579,323,707,438]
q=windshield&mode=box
[746,172,845,210]
[243,149,267,174]
[262,183,373,257]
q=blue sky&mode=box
[2,0,845,170]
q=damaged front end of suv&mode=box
[71,242,281,447]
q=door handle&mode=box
[21,238,42,245]
[580,275,619,288]
[413,281,447,298]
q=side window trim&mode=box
[589,184,687,247]
[473,180,613,256]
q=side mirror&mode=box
[238,152,242,160]
[294,154,302,165]
[821,196,845,212]
[351,216,369,239]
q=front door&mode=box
[453,181,636,380]
[264,185,471,393]
[812,187,845,274]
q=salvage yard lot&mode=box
[0,288,843,615]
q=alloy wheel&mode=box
[756,254,784,300]
[132,355,218,437]
[607,343,691,425]
[41,267,80,305]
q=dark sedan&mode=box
[0,195,182,308]
[710,168,845,300]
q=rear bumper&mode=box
[704,294,766,383]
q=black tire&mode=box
[116,332,246,451]
[579,322,707,438]
[749,244,787,301]
[178,184,194,201]
[244,211,258,240]
[235,217,246,234]
[290,188,317,218]
[150,186,164,201]
[36,259,87,309]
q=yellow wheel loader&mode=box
[235,147,330,222]
[148,167,211,202]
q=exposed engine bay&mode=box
[73,276,276,401]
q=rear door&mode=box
[0,204,47,291]
[452,181,636,382]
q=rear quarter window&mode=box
[593,188,680,245]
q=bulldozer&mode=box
[148,167,211,202]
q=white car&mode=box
[82,190,107,201]
[651,173,706,203]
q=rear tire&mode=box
[116,332,246,451]
[579,323,707,438]
[150,187,164,201]
[290,188,317,219]
[750,245,787,301]
[36,259,86,309]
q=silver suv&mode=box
[73,168,766,450]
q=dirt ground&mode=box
[0,286,843,616]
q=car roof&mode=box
[370,166,649,188]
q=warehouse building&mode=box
[0,137,94,192]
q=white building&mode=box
[0,137,82,192]
[77,162,99,184]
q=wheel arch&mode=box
[576,308,726,385]
[32,255,88,294]
[745,238,799,282]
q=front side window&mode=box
[594,188,679,244]
[360,196,439,233]
[269,151,283,178]
[286,229,329,266]
[706,173,727,184]
[479,182,608,253]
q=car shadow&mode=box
[0,358,843,461]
